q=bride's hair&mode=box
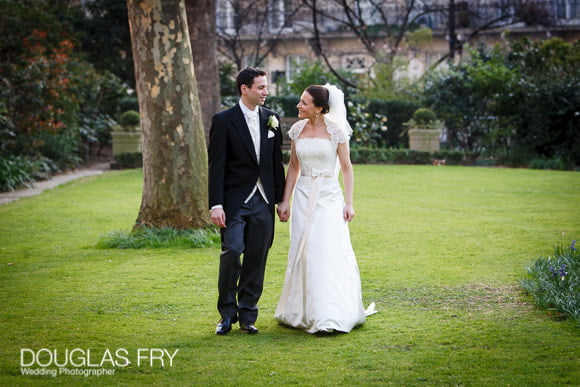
[305,85,330,114]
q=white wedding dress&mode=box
[275,118,371,333]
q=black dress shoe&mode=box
[215,317,235,335]
[239,321,258,334]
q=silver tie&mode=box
[248,114,260,161]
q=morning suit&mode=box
[208,103,285,323]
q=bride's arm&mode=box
[337,142,355,222]
[277,141,300,222]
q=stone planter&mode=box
[408,128,442,153]
[111,132,142,156]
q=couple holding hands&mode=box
[208,67,375,335]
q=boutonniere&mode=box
[267,115,279,131]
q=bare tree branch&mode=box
[217,0,304,70]
[311,0,357,88]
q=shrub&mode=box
[412,108,437,125]
[97,226,220,249]
[420,38,580,167]
[111,152,142,170]
[267,96,300,118]
[348,148,465,165]
[520,241,579,322]
[0,157,35,192]
[0,155,56,192]
[348,100,389,148]
[356,98,421,149]
[0,1,132,179]
[118,110,140,130]
[432,150,464,164]
[529,157,567,170]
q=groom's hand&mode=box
[210,208,227,228]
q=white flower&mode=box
[267,115,279,130]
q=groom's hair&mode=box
[236,67,267,95]
[306,85,330,114]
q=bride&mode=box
[275,84,375,334]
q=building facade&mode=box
[216,0,580,91]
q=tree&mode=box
[216,0,302,70]
[186,0,220,140]
[127,0,210,229]
[433,0,554,66]
[306,0,555,87]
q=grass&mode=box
[96,226,220,249]
[0,165,579,385]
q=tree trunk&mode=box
[127,0,210,229]
[185,0,220,142]
[448,0,457,60]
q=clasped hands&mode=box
[277,202,290,222]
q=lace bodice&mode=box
[288,118,348,178]
[288,117,348,146]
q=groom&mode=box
[208,67,285,335]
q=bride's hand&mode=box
[277,202,290,222]
[343,204,355,222]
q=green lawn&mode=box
[0,165,579,385]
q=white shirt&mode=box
[239,101,268,204]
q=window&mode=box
[286,55,306,82]
[243,56,266,69]
[217,0,236,33]
[342,55,367,73]
[555,0,580,20]
[269,0,293,32]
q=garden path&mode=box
[0,162,110,205]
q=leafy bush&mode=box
[0,0,131,180]
[118,110,140,130]
[354,98,421,149]
[0,155,56,192]
[432,150,465,165]
[420,38,580,167]
[111,152,142,170]
[0,157,35,192]
[218,61,238,97]
[529,157,567,170]
[97,226,220,249]
[412,108,437,125]
[347,100,389,148]
[266,95,300,118]
[520,241,579,322]
[349,148,464,165]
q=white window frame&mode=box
[285,55,306,82]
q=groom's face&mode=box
[242,75,269,108]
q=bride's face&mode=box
[297,92,322,121]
